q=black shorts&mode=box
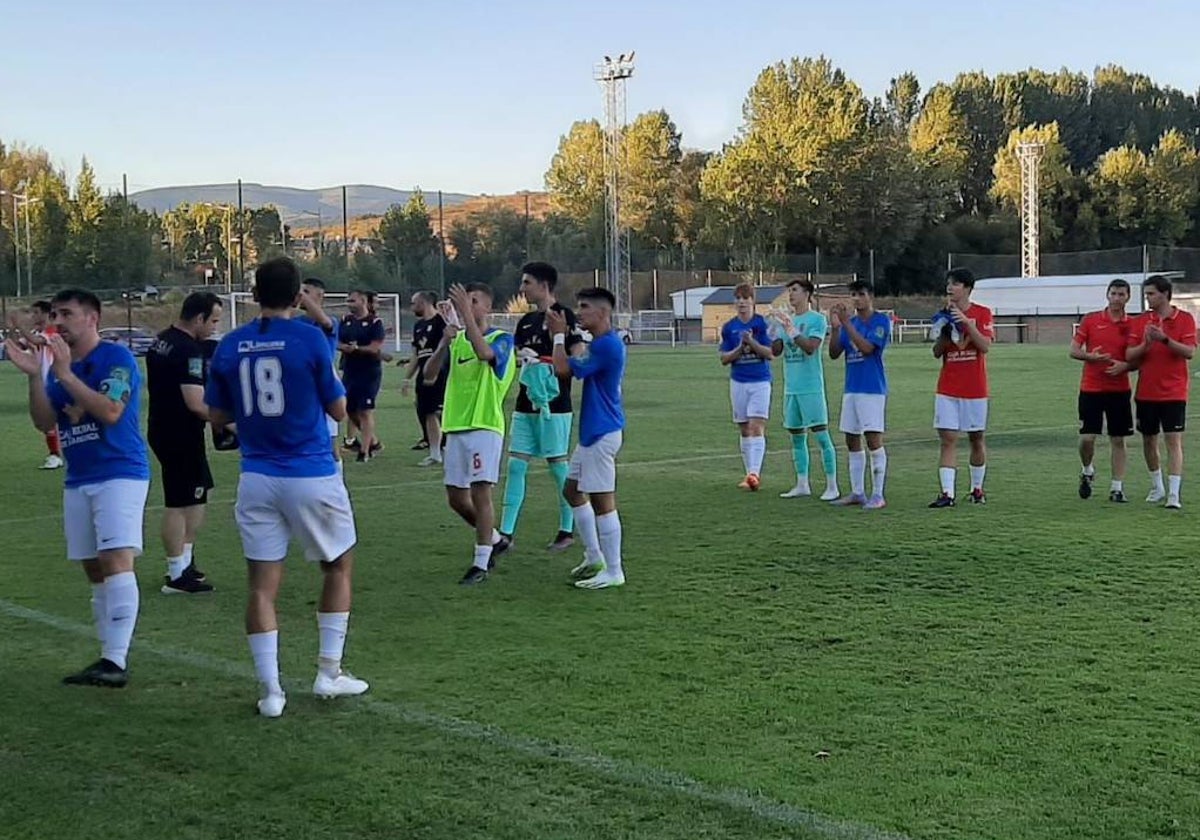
[344,370,382,413]
[1136,400,1187,435]
[416,376,446,419]
[1078,391,1133,437]
[150,435,214,508]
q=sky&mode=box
[5,0,1200,197]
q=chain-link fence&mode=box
[950,245,1200,283]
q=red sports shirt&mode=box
[936,303,995,399]
[1075,310,1131,393]
[1128,307,1197,402]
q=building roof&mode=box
[700,285,786,306]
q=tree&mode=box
[885,72,922,131]
[910,83,971,221]
[545,120,606,241]
[622,110,682,252]
[377,190,436,284]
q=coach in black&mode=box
[339,289,386,462]
[400,290,447,465]
[147,291,223,594]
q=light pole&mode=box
[0,191,40,297]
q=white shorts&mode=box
[326,415,339,438]
[63,479,149,561]
[838,393,887,435]
[444,429,503,488]
[934,395,989,432]
[730,380,772,424]
[568,431,623,494]
[235,472,357,563]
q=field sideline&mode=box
[1,343,1198,840]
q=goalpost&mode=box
[224,292,406,352]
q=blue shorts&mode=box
[784,393,828,430]
[509,412,572,459]
[344,370,382,413]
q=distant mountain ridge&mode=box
[127,182,475,220]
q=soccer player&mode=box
[205,258,368,718]
[719,282,773,489]
[1070,279,1134,502]
[399,290,447,467]
[770,278,839,500]
[828,280,890,509]
[930,268,995,508]
[499,262,584,551]
[547,287,626,589]
[146,291,223,595]
[11,300,66,469]
[4,289,149,687]
[1126,274,1197,509]
[423,282,517,585]
[338,289,385,462]
[296,277,342,464]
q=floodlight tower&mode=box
[1018,142,1045,279]
[594,52,635,313]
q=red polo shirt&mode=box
[1128,307,1197,402]
[1075,309,1131,393]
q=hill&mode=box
[127,182,475,220]
[291,192,553,239]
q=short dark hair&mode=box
[786,278,815,297]
[1107,278,1131,294]
[51,288,102,314]
[847,279,873,295]
[31,300,52,315]
[577,287,616,308]
[303,277,326,290]
[946,267,976,289]
[1144,274,1173,299]
[255,257,302,309]
[465,282,494,302]
[414,290,438,307]
[520,261,558,291]
[180,291,222,322]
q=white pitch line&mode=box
[0,597,911,840]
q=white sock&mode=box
[573,502,603,559]
[1082,463,1094,476]
[970,464,986,491]
[1150,469,1165,491]
[473,543,491,572]
[747,436,766,476]
[596,511,623,578]
[1168,475,1182,498]
[1111,479,1124,492]
[491,528,502,544]
[868,447,887,498]
[166,554,188,581]
[182,543,194,566]
[317,611,349,677]
[848,450,866,496]
[90,583,107,646]
[101,571,139,670]
[939,467,956,496]
[739,438,752,474]
[248,630,282,696]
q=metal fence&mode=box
[950,245,1200,283]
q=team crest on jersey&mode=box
[100,367,132,402]
[188,357,204,378]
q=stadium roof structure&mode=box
[972,272,1185,316]
[699,285,787,306]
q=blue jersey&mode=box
[569,331,626,446]
[720,314,772,383]
[297,313,339,357]
[205,317,346,478]
[46,341,150,488]
[838,311,890,395]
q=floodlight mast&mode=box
[594,52,635,313]
[1018,142,1045,279]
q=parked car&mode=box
[100,326,157,356]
